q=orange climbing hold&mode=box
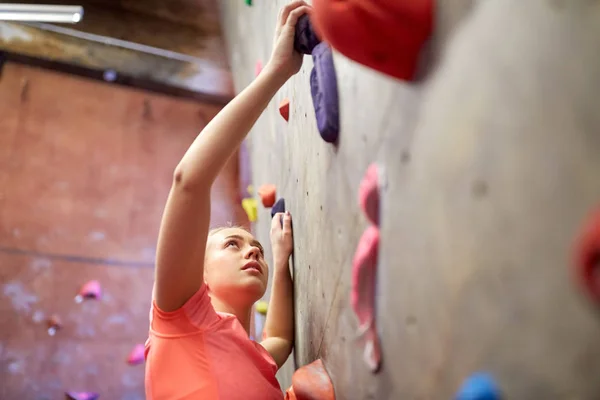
[285,359,336,400]
[258,184,277,207]
[311,0,433,81]
[279,98,290,121]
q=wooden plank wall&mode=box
[0,63,246,398]
[220,1,600,399]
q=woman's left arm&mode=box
[261,212,294,368]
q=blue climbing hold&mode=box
[455,373,502,400]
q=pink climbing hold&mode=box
[65,392,99,400]
[351,225,381,372]
[358,163,380,226]
[75,280,102,303]
[127,343,146,365]
[255,60,263,77]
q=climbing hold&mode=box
[255,300,269,316]
[454,373,502,400]
[279,98,290,121]
[247,184,254,195]
[245,0,252,5]
[358,163,380,226]
[284,359,336,400]
[242,197,258,222]
[311,0,433,81]
[65,392,99,400]
[294,14,321,55]
[310,43,339,144]
[574,207,600,302]
[255,59,263,77]
[351,226,381,372]
[47,314,62,336]
[271,198,285,218]
[75,280,102,303]
[258,184,277,208]
[127,343,146,365]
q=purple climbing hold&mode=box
[311,43,340,144]
[294,14,321,55]
[271,198,286,227]
[65,392,99,400]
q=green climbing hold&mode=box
[245,0,252,5]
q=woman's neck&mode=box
[210,296,253,335]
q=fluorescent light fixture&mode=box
[0,4,83,23]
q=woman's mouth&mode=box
[242,261,262,274]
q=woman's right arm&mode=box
[153,1,310,312]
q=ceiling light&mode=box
[0,4,83,23]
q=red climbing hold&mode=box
[284,359,336,400]
[279,98,290,121]
[65,392,99,400]
[258,184,277,208]
[311,0,433,81]
[574,207,600,302]
[127,343,146,365]
[75,280,102,303]
[351,225,381,372]
[358,164,380,226]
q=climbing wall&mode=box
[221,0,600,399]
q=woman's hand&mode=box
[270,211,293,266]
[266,1,312,81]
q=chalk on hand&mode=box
[294,14,321,55]
[127,343,146,365]
[75,280,102,303]
[258,184,277,208]
[358,164,380,226]
[255,300,269,316]
[65,392,99,400]
[242,198,258,222]
[47,314,62,336]
[279,98,290,121]
[454,373,502,400]
[311,43,339,144]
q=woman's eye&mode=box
[226,241,238,248]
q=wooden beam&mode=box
[0,21,233,104]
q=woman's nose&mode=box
[246,246,260,259]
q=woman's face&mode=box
[204,227,269,306]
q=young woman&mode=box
[144,2,311,399]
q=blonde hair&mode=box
[208,224,251,237]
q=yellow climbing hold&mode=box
[242,197,258,222]
[247,184,254,195]
[255,300,268,315]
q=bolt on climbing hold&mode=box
[351,225,381,372]
[245,0,252,5]
[65,392,99,400]
[127,343,146,365]
[242,198,258,222]
[358,164,381,226]
[279,98,290,121]
[271,198,286,227]
[454,373,502,400]
[311,0,433,81]
[258,184,277,207]
[294,15,321,55]
[75,280,102,303]
[47,314,62,336]
[574,207,600,303]
[255,300,269,316]
[285,359,336,400]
